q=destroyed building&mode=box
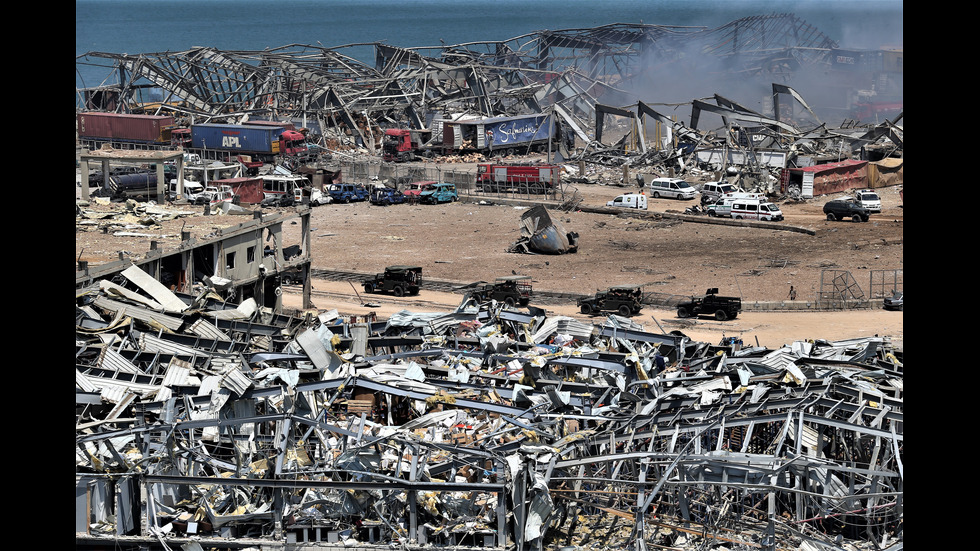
[76,14,903,551]
[76,15,902,195]
[76,261,903,551]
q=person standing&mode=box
[788,285,797,300]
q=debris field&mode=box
[76,265,903,551]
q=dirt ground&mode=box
[76,159,904,349]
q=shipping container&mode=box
[436,113,570,155]
[191,124,285,155]
[77,112,175,144]
[243,120,297,132]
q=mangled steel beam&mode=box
[508,205,579,255]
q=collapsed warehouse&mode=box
[76,14,902,194]
[76,266,903,551]
[76,14,903,551]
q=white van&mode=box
[648,178,697,200]
[707,193,764,217]
[730,199,784,221]
[607,193,648,210]
[853,189,882,213]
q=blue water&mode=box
[76,0,902,90]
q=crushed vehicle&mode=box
[883,290,904,311]
[606,193,648,210]
[402,180,436,201]
[577,284,643,317]
[419,183,458,204]
[853,188,883,213]
[676,288,742,321]
[328,183,369,203]
[370,186,405,206]
[362,265,422,297]
[648,177,697,200]
[167,180,205,202]
[824,198,871,222]
[468,275,533,307]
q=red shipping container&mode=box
[77,112,175,144]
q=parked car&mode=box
[823,199,871,222]
[648,178,696,200]
[853,189,882,213]
[883,290,903,311]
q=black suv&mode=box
[823,199,870,222]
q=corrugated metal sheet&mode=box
[98,347,142,374]
[139,332,201,357]
[94,296,184,332]
[189,318,232,341]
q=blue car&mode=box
[419,183,458,204]
[370,187,405,206]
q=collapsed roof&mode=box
[76,266,903,550]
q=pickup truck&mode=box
[823,199,870,222]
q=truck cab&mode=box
[362,266,422,297]
[607,193,647,210]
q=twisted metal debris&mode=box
[76,266,903,550]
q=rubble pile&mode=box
[76,266,903,550]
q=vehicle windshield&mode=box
[677,182,693,190]
[861,193,880,201]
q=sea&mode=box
[76,0,903,94]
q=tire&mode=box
[677,307,690,318]
[653,192,661,198]
[735,216,743,220]
[618,305,632,317]
[393,286,404,297]
[708,210,716,217]
[851,215,862,223]
[580,303,592,315]
[363,284,374,293]
[715,309,728,321]
[504,297,516,307]
[826,213,837,221]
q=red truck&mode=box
[382,129,431,162]
[476,163,561,194]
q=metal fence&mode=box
[336,161,568,202]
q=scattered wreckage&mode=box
[77,15,902,199]
[76,265,904,551]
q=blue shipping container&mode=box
[190,124,285,154]
[484,114,553,147]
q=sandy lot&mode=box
[76,159,903,350]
